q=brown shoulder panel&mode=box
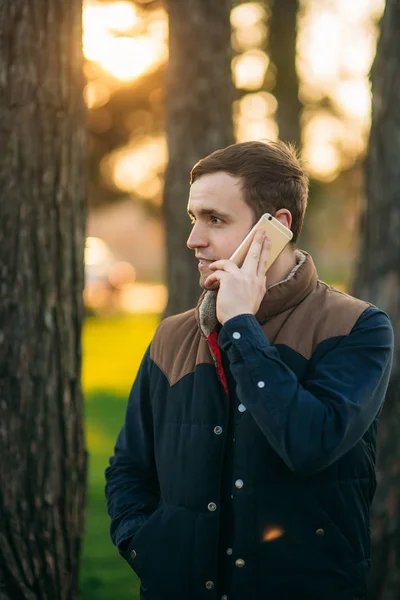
[264,281,372,360]
[150,309,213,386]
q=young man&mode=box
[105,141,394,600]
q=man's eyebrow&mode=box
[187,207,231,219]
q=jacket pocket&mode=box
[255,483,357,582]
[123,503,195,595]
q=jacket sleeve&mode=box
[218,307,394,475]
[105,345,160,552]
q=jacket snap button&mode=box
[205,581,214,589]
[130,549,137,560]
[235,479,244,489]
[208,502,217,511]
[214,426,223,435]
[226,548,233,555]
[235,558,245,568]
[232,332,241,339]
[316,528,325,536]
[238,403,246,412]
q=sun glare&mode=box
[101,36,156,81]
[83,1,168,82]
[83,0,384,192]
[83,5,114,63]
[103,1,138,32]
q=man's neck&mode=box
[266,246,298,288]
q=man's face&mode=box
[187,172,255,288]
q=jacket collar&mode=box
[195,250,318,338]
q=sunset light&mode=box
[84,80,111,109]
[103,136,167,201]
[83,1,168,82]
[103,1,138,32]
[101,36,158,81]
[83,0,384,191]
[232,50,270,91]
[297,0,383,178]
[230,2,266,29]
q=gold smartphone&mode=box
[229,213,293,271]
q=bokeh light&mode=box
[84,80,111,109]
[85,236,114,268]
[297,0,384,179]
[231,2,267,29]
[102,136,167,201]
[83,1,168,82]
[84,0,385,190]
[263,526,285,542]
[240,93,278,120]
[103,1,138,32]
[100,36,158,81]
[82,0,386,315]
[232,50,270,91]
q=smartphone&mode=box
[229,213,293,271]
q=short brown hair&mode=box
[190,140,308,243]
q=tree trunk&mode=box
[0,2,87,599]
[268,0,302,149]
[352,1,400,598]
[163,0,235,317]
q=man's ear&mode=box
[274,209,292,231]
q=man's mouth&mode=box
[197,258,216,270]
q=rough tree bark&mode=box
[352,1,400,598]
[163,0,235,317]
[0,2,87,599]
[268,0,302,149]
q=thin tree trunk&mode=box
[352,1,400,598]
[163,0,235,317]
[0,2,87,599]
[268,0,302,149]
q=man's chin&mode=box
[199,273,219,291]
[199,273,208,289]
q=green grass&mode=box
[79,314,159,600]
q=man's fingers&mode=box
[204,270,228,289]
[257,236,272,277]
[209,259,240,274]
[242,229,265,274]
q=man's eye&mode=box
[210,216,222,224]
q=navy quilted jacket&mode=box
[105,253,393,600]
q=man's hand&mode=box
[204,230,272,325]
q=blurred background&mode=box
[81,0,385,598]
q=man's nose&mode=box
[187,223,208,249]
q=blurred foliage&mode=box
[82,313,158,393]
[84,0,385,290]
[80,314,159,599]
[85,0,384,203]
